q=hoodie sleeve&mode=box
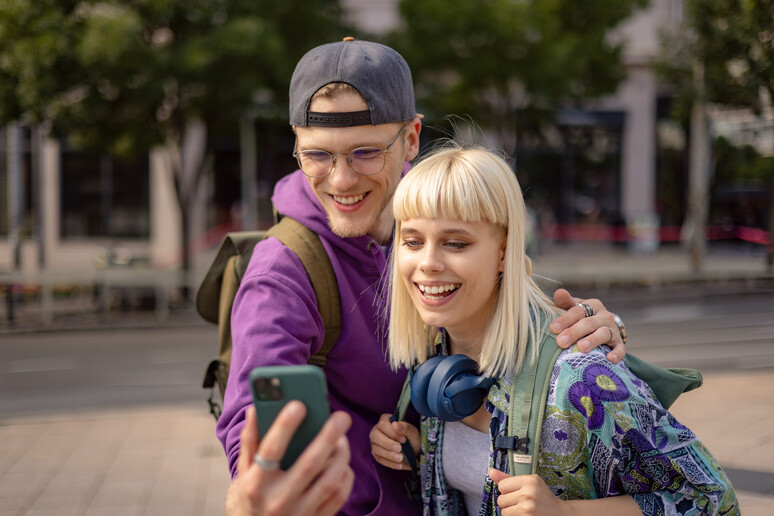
[215,236,325,477]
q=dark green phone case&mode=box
[249,365,330,470]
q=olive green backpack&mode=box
[393,331,703,483]
[195,216,341,420]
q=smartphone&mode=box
[249,365,330,470]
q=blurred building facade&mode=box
[0,0,721,278]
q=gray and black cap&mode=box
[289,37,416,127]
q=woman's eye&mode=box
[402,240,422,248]
[445,241,469,250]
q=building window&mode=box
[0,125,34,239]
[60,147,149,239]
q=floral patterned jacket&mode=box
[419,329,739,515]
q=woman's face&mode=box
[397,217,506,344]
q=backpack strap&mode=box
[503,332,704,475]
[504,332,563,476]
[266,217,342,367]
[195,216,341,420]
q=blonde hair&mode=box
[311,82,361,101]
[388,144,561,377]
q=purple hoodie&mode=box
[216,167,420,515]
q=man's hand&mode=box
[550,288,626,363]
[226,403,354,516]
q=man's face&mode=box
[294,92,420,242]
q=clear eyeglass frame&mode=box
[293,122,409,178]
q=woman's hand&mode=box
[369,413,420,471]
[226,403,354,516]
[490,469,567,516]
[550,288,626,363]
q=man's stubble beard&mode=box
[326,190,395,240]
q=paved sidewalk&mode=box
[532,242,773,288]
[1,370,771,515]
[0,404,231,516]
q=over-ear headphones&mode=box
[410,354,495,421]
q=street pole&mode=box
[7,122,22,270]
[685,61,710,273]
[240,113,258,230]
[5,122,23,326]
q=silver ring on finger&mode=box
[253,452,281,472]
[604,326,614,343]
[577,302,595,318]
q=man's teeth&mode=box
[333,193,366,205]
[418,284,460,295]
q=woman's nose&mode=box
[418,246,444,273]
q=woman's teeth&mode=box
[417,284,460,297]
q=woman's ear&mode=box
[498,235,507,272]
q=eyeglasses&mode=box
[293,122,409,178]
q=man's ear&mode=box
[404,117,422,162]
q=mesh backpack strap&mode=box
[267,217,342,367]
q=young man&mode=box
[220,38,626,515]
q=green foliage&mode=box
[389,0,646,140]
[714,136,774,186]
[657,0,774,119]
[0,0,348,156]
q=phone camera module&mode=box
[255,377,284,401]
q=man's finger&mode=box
[300,437,353,515]
[283,411,352,488]
[254,400,307,468]
[237,406,259,475]
[552,288,578,310]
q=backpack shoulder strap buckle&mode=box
[494,435,530,454]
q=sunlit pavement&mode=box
[1,370,772,515]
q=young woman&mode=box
[370,145,738,515]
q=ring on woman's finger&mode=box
[604,326,614,343]
[576,302,595,318]
[253,452,281,472]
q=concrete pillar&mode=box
[619,67,659,252]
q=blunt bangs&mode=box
[394,148,508,227]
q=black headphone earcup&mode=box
[410,355,446,417]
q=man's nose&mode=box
[328,153,359,190]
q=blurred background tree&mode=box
[0,0,348,294]
[656,0,774,269]
[388,0,647,154]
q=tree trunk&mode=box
[684,61,709,273]
[768,168,774,272]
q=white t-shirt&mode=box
[442,420,491,515]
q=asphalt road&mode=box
[1,324,218,417]
[1,286,772,417]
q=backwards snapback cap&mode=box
[289,37,416,127]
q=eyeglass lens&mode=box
[295,122,408,178]
[296,147,386,177]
